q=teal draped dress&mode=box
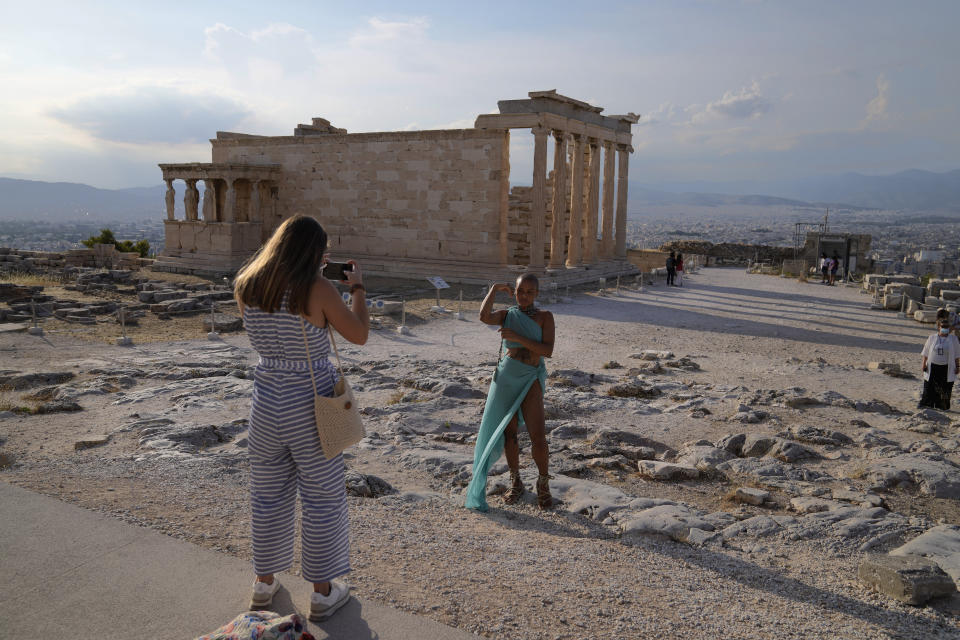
[464,306,548,511]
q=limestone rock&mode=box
[716,433,746,455]
[607,382,661,399]
[637,460,699,481]
[203,314,243,332]
[74,435,110,450]
[741,434,779,457]
[891,524,960,586]
[721,515,781,539]
[620,503,712,543]
[858,554,955,605]
[676,445,734,471]
[786,425,853,446]
[589,429,673,456]
[732,487,769,505]
[344,470,396,498]
[767,439,819,463]
[790,496,842,514]
[861,453,960,498]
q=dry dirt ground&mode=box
[2,266,959,639]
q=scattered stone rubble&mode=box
[0,268,237,328]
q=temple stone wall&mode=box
[211,129,507,265]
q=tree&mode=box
[82,228,151,258]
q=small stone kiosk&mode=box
[156,91,638,284]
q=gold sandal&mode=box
[536,474,553,510]
[504,470,524,505]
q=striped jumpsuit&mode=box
[243,304,351,583]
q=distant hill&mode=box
[2,167,958,223]
[640,169,960,211]
[0,178,165,221]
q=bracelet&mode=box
[349,283,365,294]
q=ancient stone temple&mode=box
[156,90,638,284]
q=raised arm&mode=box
[479,283,511,326]
[304,261,369,345]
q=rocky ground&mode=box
[2,267,960,639]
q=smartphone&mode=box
[323,261,353,281]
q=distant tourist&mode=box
[675,253,685,287]
[919,312,960,411]
[666,251,677,286]
[465,274,555,511]
[819,253,829,283]
[234,214,369,620]
[828,253,840,285]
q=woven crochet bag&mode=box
[301,319,366,459]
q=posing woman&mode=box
[675,253,684,287]
[234,215,369,620]
[465,273,555,511]
[920,314,960,411]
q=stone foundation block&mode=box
[858,554,956,605]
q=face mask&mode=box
[940,328,950,335]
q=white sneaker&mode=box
[250,577,281,609]
[309,579,350,621]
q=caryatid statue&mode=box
[164,179,175,220]
[201,179,216,221]
[184,180,200,221]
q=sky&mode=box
[0,0,958,190]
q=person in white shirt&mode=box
[920,316,960,410]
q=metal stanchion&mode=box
[116,306,133,345]
[598,277,606,296]
[455,289,465,320]
[207,300,220,340]
[28,300,43,336]
[397,297,411,335]
[616,275,621,296]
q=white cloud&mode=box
[48,86,251,144]
[348,17,429,47]
[704,81,772,120]
[862,74,889,126]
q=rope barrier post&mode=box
[598,277,606,296]
[116,306,133,346]
[616,275,621,296]
[207,300,220,340]
[28,300,43,336]
[397,297,411,335]
[455,288,465,320]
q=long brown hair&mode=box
[234,214,327,315]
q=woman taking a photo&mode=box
[234,214,369,621]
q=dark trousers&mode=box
[920,363,953,410]
[667,268,676,285]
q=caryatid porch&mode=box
[158,163,282,272]
[475,90,638,276]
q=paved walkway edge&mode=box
[0,482,479,640]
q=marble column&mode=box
[566,134,587,267]
[584,139,601,264]
[223,179,236,223]
[615,145,630,258]
[600,141,616,260]
[249,181,262,222]
[529,126,548,269]
[184,180,199,221]
[164,179,175,221]
[201,179,216,221]
[548,131,568,269]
